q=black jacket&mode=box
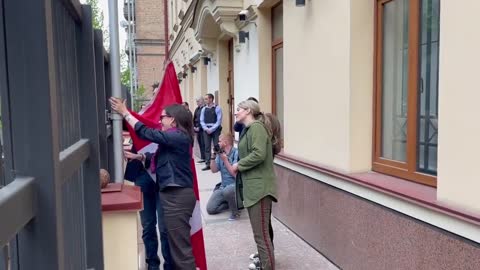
[135,123,193,191]
[193,106,203,130]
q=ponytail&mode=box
[255,112,283,156]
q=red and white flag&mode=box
[126,62,208,270]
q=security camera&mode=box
[238,10,249,21]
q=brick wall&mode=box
[136,0,165,39]
[135,0,166,98]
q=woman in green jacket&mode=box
[232,100,281,270]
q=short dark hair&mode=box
[183,102,189,107]
[206,93,214,101]
[164,104,194,144]
[247,97,258,103]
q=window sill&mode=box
[276,153,480,226]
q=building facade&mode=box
[169,0,480,269]
[124,0,167,99]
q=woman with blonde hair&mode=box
[232,100,282,270]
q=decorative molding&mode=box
[178,9,185,20]
[191,0,243,44]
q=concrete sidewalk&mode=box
[196,161,339,270]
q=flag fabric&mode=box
[126,61,208,270]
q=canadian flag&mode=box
[126,62,208,270]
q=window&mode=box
[272,3,284,133]
[374,0,440,186]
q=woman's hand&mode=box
[124,151,141,161]
[109,97,128,115]
[232,163,239,174]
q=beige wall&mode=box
[283,0,352,171]
[192,61,207,100]
[437,1,480,213]
[349,0,374,172]
[216,40,231,131]
[102,212,138,270]
[256,7,273,113]
[283,0,373,172]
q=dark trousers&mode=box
[159,187,197,270]
[248,196,275,270]
[135,174,173,270]
[204,127,221,164]
[196,129,206,160]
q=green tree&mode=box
[86,0,109,47]
[86,0,103,29]
[133,85,148,112]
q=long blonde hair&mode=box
[238,100,283,156]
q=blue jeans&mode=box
[135,173,174,270]
[206,184,238,215]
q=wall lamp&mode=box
[239,31,249,43]
[296,0,305,7]
[203,57,211,65]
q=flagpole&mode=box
[108,0,124,183]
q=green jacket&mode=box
[237,120,277,208]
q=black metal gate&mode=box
[0,0,113,269]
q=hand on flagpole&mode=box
[109,97,128,115]
[124,150,142,161]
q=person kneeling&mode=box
[206,133,240,221]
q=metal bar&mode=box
[127,0,134,109]
[77,6,104,269]
[0,245,7,270]
[59,139,90,182]
[132,0,138,95]
[4,0,63,267]
[108,0,125,182]
[422,0,432,172]
[59,0,82,23]
[94,29,109,170]
[0,177,35,247]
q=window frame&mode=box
[373,0,437,187]
[271,2,283,117]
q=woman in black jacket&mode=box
[110,97,197,270]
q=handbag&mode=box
[235,127,249,210]
[235,173,244,210]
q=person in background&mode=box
[200,93,223,171]
[193,97,206,163]
[206,133,240,221]
[233,97,258,135]
[183,102,193,120]
[232,100,282,270]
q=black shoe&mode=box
[197,159,205,163]
[202,166,210,171]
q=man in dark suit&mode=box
[193,97,206,163]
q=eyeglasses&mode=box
[160,114,171,120]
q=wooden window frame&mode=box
[271,2,283,115]
[373,0,437,187]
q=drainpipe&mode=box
[164,0,169,60]
[108,0,124,182]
